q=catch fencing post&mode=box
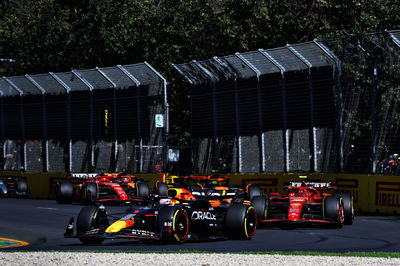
[287,45,317,172]
[258,49,289,172]
[313,40,345,173]
[235,53,265,173]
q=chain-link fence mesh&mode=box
[321,31,400,174]
[174,32,400,174]
[0,63,167,173]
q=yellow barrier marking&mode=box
[0,237,29,248]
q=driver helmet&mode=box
[299,189,307,195]
[159,198,171,205]
[99,177,108,183]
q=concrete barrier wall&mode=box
[1,171,399,215]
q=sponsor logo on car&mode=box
[131,229,155,237]
[191,211,216,221]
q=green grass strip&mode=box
[1,250,399,258]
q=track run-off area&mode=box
[0,198,400,252]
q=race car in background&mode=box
[64,193,258,244]
[0,177,29,197]
[262,181,354,228]
[55,172,150,204]
[156,174,268,221]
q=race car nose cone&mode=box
[106,221,131,233]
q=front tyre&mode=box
[251,195,269,220]
[225,204,257,240]
[77,205,109,244]
[155,181,168,196]
[83,182,98,204]
[157,206,189,243]
[247,185,261,201]
[56,181,73,204]
[16,179,28,193]
[339,194,354,225]
[324,195,345,228]
[136,181,150,199]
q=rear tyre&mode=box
[156,182,168,196]
[77,205,109,244]
[136,181,150,199]
[225,204,257,240]
[247,185,261,201]
[339,194,354,225]
[83,182,98,204]
[56,181,73,204]
[16,179,28,193]
[157,206,189,243]
[324,195,344,228]
[251,195,269,220]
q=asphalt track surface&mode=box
[1,198,400,252]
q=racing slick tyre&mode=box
[155,181,168,196]
[157,206,189,244]
[16,178,28,193]
[251,195,269,220]
[83,182,98,204]
[136,181,150,199]
[224,204,257,240]
[56,181,73,204]
[339,194,354,225]
[77,205,109,244]
[324,195,345,228]
[247,185,262,201]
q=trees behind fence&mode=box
[173,30,400,175]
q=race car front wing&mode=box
[64,217,162,241]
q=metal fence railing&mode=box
[0,62,168,173]
[174,30,400,175]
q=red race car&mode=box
[262,181,354,228]
[55,172,150,204]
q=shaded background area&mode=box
[174,30,400,175]
[0,63,167,173]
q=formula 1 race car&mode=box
[55,172,150,204]
[0,177,29,198]
[64,196,257,244]
[262,181,354,228]
[157,174,268,221]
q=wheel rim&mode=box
[93,212,109,230]
[244,207,257,238]
[173,211,189,241]
[263,200,268,219]
[338,200,345,224]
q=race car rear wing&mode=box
[67,173,98,179]
[185,175,229,181]
[285,181,337,189]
